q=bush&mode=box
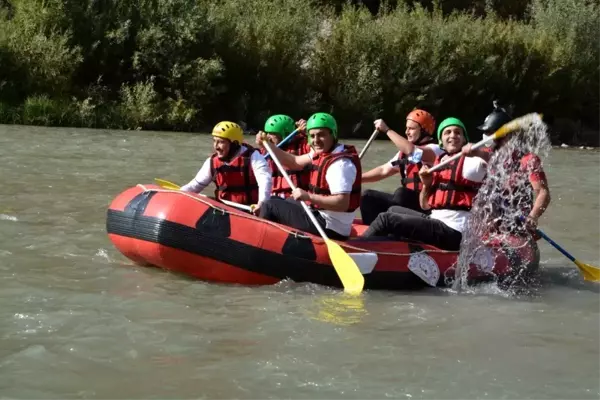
[307,6,383,131]
[0,0,82,101]
[0,0,597,143]
[21,95,76,126]
[528,0,599,125]
[206,0,319,125]
[119,79,163,130]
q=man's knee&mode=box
[372,211,392,229]
[361,189,380,203]
[258,198,277,219]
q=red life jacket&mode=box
[427,154,481,211]
[306,144,362,212]
[260,133,311,198]
[391,136,436,192]
[210,145,259,205]
[294,132,312,155]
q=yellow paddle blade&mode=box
[154,178,180,190]
[492,113,543,140]
[325,239,365,295]
[575,260,600,282]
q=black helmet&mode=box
[478,100,512,133]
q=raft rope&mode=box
[136,184,468,257]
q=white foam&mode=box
[0,214,18,221]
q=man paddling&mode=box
[180,121,272,209]
[361,117,486,251]
[360,109,444,224]
[462,102,551,236]
[256,114,311,199]
[255,112,362,240]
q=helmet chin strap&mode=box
[413,125,435,145]
[414,132,427,145]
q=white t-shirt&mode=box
[303,144,357,237]
[387,143,444,168]
[180,145,273,203]
[429,156,488,233]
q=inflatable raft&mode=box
[106,184,540,290]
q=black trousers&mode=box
[362,205,463,251]
[359,187,427,225]
[259,197,349,240]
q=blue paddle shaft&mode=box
[263,129,299,160]
[519,216,576,263]
[536,229,576,263]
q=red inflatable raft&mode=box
[106,184,540,290]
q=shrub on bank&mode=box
[0,0,597,144]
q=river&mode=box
[0,124,598,399]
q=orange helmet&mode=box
[406,109,435,136]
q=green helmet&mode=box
[306,112,338,139]
[264,114,295,138]
[436,117,469,148]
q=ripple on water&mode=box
[0,126,598,399]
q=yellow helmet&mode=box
[211,121,243,144]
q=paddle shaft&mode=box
[358,130,379,160]
[263,129,299,160]
[536,228,576,263]
[427,139,490,173]
[428,112,543,174]
[530,220,598,281]
[217,197,253,212]
[516,215,576,262]
[262,141,329,240]
[154,178,253,212]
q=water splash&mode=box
[94,248,111,262]
[0,214,18,222]
[454,117,552,292]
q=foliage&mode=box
[0,0,597,144]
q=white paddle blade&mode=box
[348,252,378,274]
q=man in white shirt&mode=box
[362,117,486,251]
[255,112,361,240]
[180,121,272,209]
[360,109,444,224]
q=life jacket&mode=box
[391,135,436,192]
[306,144,362,212]
[427,153,481,211]
[210,145,259,205]
[260,134,311,198]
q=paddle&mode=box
[517,217,599,282]
[264,120,364,160]
[428,112,543,173]
[153,178,254,212]
[358,129,379,160]
[154,178,180,190]
[263,129,299,160]
[262,141,365,295]
[536,229,599,282]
